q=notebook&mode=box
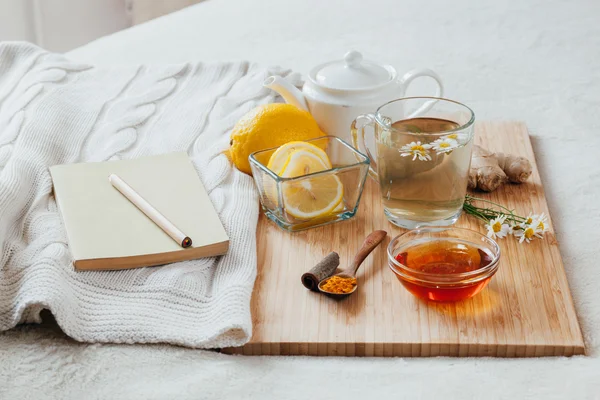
[50,152,229,270]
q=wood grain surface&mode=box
[223,122,585,357]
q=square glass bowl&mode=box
[249,136,370,231]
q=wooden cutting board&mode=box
[223,122,585,357]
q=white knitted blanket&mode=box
[0,42,288,348]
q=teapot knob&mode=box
[344,51,363,68]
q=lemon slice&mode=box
[331,201,345,213]
[267,141,331,175]
[281,150,343,219]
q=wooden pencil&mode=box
[109,174,192,248]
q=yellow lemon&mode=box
[229,103,324,175]
[267,141,331,175]
[280,150,343,219]
[331,201,345,213]
[264,141,331,204]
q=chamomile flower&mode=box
[399,141,432,161]
[521,212,548,232]
[509,222,522,235]
[514,225,544,244]
[443,132,469,144]
[486,215,510,239]
[523,212,535,226]
[532,212,549,234]
[431,137,459,154]
[463,195,549,245]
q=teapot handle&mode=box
[398,68,444,118]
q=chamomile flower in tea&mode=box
[398,141,432,161]
[431,137,459,154]
[443,132,470,144]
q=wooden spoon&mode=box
[318,230,387,298]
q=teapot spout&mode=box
[263,76,309,112]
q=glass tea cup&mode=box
[351,97,475,228]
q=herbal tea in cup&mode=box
[352,97,475,228]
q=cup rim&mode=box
[248,135,370,182]
[375,97,476,136]
[387,226,501,283]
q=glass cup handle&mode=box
[351,113,378,180]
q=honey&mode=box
[393,240,495,302]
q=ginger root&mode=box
[468,145,532,192]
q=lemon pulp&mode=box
[267,141,331,175]
[279,150,343,219]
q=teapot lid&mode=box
[310,51,395,91]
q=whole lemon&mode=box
[229,103,324,175]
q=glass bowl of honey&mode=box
[387,227,501,302]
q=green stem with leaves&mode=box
[462,195,528,225]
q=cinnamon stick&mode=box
[301,252,340,292]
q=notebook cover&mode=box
[50,152,229,270]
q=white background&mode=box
[0,0,130,51]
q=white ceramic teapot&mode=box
[264,50,443,143]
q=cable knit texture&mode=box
[0,42,297,348]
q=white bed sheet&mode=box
[2,0,599,398]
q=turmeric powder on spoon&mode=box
[319,275,357,294]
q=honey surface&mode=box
[395,240,492,274]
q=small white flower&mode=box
[509,222,522,236]
[431,137,459,154]
[520,212,548,233]
[399,141,432,161]
[443,132,470,144]
[522,212,543,226]
[486,215,511,239]
[531,213,549,234]
[522,212,535,226]
[514,225,544,243]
